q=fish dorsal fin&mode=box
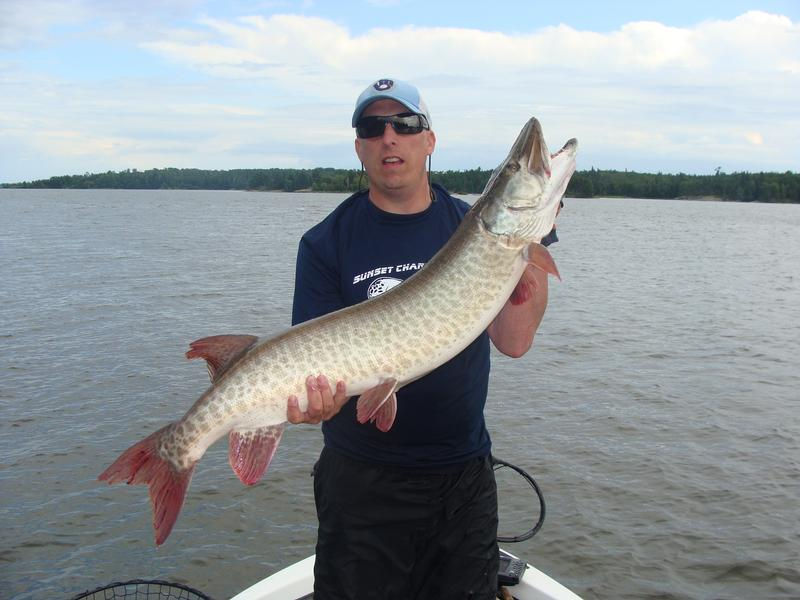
[185,334,258,382]
[229,424,284,486]
[356,378,398,431]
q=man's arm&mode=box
[490,204,561,357]
[487,265,548,358]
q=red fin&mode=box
[186,334,258,382]
[356,378,398,425]
[526,243,561,280]
[229,425,284,486]
[509,278,536,306]
[509,273,538,306]
[98,424,195,546]
[373,393,397,432]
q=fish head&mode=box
[475,117,577,246]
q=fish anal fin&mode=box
[228,424,284,486]
[373,393,397,432]
[525,243,561,281]
[186,334,258,382]
[356,378,398,427]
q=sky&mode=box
[1,0,798,183]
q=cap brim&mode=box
[351,96,425,126]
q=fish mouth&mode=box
[507,118,549,176]
[510,117,577,178]
[473,116,578,242]
[513,118,578,210]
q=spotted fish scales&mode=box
[99,117,577,545]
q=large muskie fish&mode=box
[99,117,578,545]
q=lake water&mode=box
[1,189,798,600]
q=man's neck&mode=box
[368,183,433,215]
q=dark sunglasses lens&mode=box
[391,115,424,134]
[356,117,386,138]
[356,114,426,138]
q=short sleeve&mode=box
[291,233,345,325]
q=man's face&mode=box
[354,99,436,196]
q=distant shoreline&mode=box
[5,188,796,205]
[2,167,798,203]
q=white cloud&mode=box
[134,11,800,169]
[0,0,87,48]
[0,0,206,49]
[140,11,797,81]
[133,10,800,135]
[1,8,798,181]
[745,132,764,146]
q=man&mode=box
[287,78,553,599]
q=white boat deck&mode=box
[230,549,582,600]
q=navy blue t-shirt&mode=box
[291,184,491,467]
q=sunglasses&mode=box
[355,112,429,139]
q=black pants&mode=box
[312,447,499,600]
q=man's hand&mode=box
[287,375,348,424]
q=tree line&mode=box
[3,166,798,202]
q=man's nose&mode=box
[380,122,399,142]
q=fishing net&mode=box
[69,579,213,600]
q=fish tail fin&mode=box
[99,424,195,546]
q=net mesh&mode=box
[69,579,213,600]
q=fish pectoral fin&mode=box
[228,424,284,486]
[525,243,561,281]
[510,244,560,305]
[356,378,398,429]
[373,393,398,432]
[509,266,539,305]
[186,334,258,382]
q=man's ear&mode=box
[354,137,363,162]
[426,130,436,155]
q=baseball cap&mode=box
[351,78,432,128]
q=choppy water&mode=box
[1,189,798,600]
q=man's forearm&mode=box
[487,265,549,358]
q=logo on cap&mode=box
[373,79,394,91]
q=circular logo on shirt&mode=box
[367,277,402,298]
[373,79,394,91]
